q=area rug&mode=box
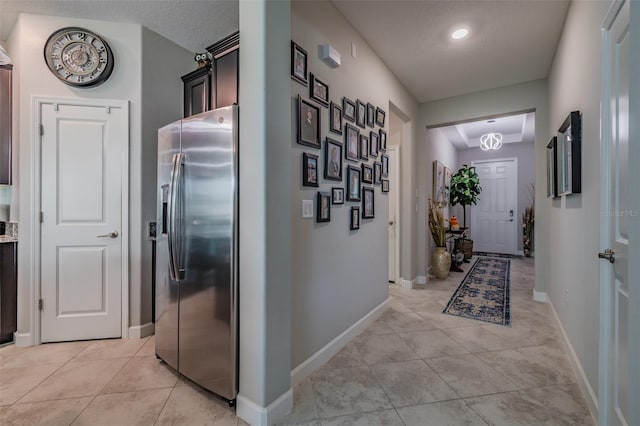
[473,251,523,259]
[442,257,511,326]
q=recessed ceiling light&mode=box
[451,28,469,40]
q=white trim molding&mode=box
[128,322,154,339]
[532,289,548,303]
[401,279,413,289]
[290,297,390,386]
[237,388,293,426]
[417,275,427,285]
[14,332,32,347]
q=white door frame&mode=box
[470,157,518,254]
[388,145,401,284]
[30,97,129,345]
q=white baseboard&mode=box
[548,299,599,424]
[14,332,32,347]
[401,279,413,289]
[532,289,548,303]
[237,388,293,426]
[290,297,390,386]
[416,275,427,285]
[128,322,155,339]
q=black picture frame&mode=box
[298,95,320,149]
[557,111,582,196]
[375,107,386,127]
[343,97,356,122]
[374,162,382,185]
[362,187,375,219]
[350,207,360,230]
[366,103,375,128]
[324,138,343,182]
[346,165,361,202]
[369,131,379,158]
[359,134,369,160]
[330,102,343,135]
[302,152,319,187]
[332,187,344,205]
[309,73,329,107]
[291,41,308,86]
[382,154,389,177]
[382,179,389,193]
[356,99,366,128]
[361,163,373,184]
[344,123,359,162]
[379,129,387,152]
[317,191,331,223]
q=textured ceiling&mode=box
[437,112,535,150]
[0,0,239,52]
[332,0,570,102]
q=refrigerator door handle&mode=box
[168,153,186,281]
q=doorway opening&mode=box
[387,108,406,284]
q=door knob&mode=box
[598,248,615,263]
[389,221,394,225]
[97,231,119,238]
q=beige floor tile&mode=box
[0,342,91,369]
[320,342,363,371]
[480,323,559,348]
[465,390,571,425]
[20,358,128,403]
[135,335,156,357]
[351,334,419,365]
[101,355,178,393]
[380,310,437,333]
[370,359,458,407]
[277,379,319,425]
[521,383,594,425]
[0,397,93,426]
[0,363,63,405]
[319,409,404,426]
[396,399,487,426]
[425,354,519,398]
[360,319,395,336]
[72,338,147,361]
[415,311,481,329]
[156,384,238,426]
[72,388,171,426]
[516,344,573,371]
[311,366,392,418]
[443,326,512,352]
[398,329,469,359]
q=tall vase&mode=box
[431,246,451,279]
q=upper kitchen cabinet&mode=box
[182,31,239,118]
[0,65,12,185]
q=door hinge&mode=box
[40,212,44,223]
[38,299,43,310]
[39,124,44,136]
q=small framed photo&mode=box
[345,123,359,162]
[317,191,331,223]
[382,154,389,177]
[343,97,356,122]
[356,99,366,128]
[350,207,360,230]
[375,107,386,127]
[361,163,373,184]
[332,187,344,205]
[310,73,329,107]
[291,41,308,86]
[324,138,343,182]
[366,103,375,128]
[362,187,375,219]
[346,165,361,202]
[382,179,389,193]
[370,131,379,158]
[379,129,387,152]
[359,134,369,160]
[330,102,343,135]
[374,162,382,185]
[302,152,319,187]
[298,95,320,148]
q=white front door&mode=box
[40,101,126,342]
[388,146,399,283]
[471,159,517,254]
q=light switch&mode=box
[302,200,314,219]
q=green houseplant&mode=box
[449,164,482,228]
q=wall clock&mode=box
[44,27,114,88]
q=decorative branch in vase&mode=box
[523,183,535,257]
[428,199,450,279]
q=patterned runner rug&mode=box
[442,257,511,326]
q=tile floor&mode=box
[0,257,593,425]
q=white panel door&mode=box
[40,102,125,342]
[472,160,517,254]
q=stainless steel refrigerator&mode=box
[155,106,238,403]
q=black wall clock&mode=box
[44,27,114,88]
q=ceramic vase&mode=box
[431,246,451,279]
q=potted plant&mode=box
[428,199,450,279]
[449,164,482,259]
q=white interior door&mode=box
[388,146,399,283]
[40,102,126,342]
[471,159,517,254]
[600,1,632,424]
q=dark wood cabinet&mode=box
[0,242,17,344]
[182,31,239,117]
[0,65,12,185]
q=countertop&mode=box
[0,235,17,244]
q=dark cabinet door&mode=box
[182,67,211,118]
[0,65,12,185]
[0,242,17,344]
[213,48,238,109]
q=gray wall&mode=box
[457,142,536,252]
[291,0,418,369]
